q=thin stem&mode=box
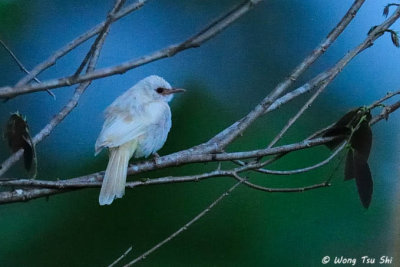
[124,181,242,266]
[15,0,147,87]
[108,246,133,267]
[234,142,346,175]
[0,0,262,98]
[0,39,55,98]
[0,0,124,177]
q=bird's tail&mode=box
[99,141,136,205]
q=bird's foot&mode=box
[153,153,161,165]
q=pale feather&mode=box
[96,75,176,205]
[95,101,171,156]
[99,140,137,205]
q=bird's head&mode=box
[137,75,185,102]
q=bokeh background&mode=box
[0,0,399,266]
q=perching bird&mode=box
[95,75,185,205]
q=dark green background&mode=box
[0,0,399,266]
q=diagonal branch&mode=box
[0,0,263,98]
[197,0,367,153]
[0,0,126,177]
[0,39,55,98]
[234,142,346,175]
[14,0,147,87]
[123,181,243,266]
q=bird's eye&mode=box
[156,87,164,94]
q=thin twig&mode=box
[0,0,124,177]
[233,142,346,175]
[370,100,400,125]
[368,89,400,109]
[196,0,367,154]
[14,0,147,87]
[0,0,263,98]
[0,39,55,98]
[231,173,330,192]
[267,83,329,148]
[108,246,133,267]
[123,181,242,266]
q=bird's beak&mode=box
[162,88,186,95]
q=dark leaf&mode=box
[22,136,37,177]
[353,151,373,209]
[383,4,400,18]
[321,108,361,150]
[344,149,355,181]
[5,113,28,151]
[390,31,400,47]
[4,112,37,178]
[322,126,350,150]
[383,5,390,17]
[349,120,372,161]
[332,108,362,128]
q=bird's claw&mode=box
[153,153,161,165]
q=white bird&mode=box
[95,75,185,205]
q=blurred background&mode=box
[0,0,399,266]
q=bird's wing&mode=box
[95,107,146,154]
[95,101,170,155]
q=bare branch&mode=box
[198,0,367,152]
[14,0,147,87]
[267,84,328,148]
[108,246,133,267]
[123,181,242,266]
[368,89,400,109]
[0,135,340,186]
[0,0,263,98]
[231,172,330,193]
[370,100,400,125]
[0,39,55,98]
[233,142,346,175]
[0,0,125,177]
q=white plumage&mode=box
[95,75,184,205]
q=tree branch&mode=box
[14,0,147,87]
[0,0,263,98]
[0,39,55,98]
[123,181,243,266]
[0,0,126,177]
[108,246,133,267]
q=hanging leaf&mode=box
[349,119,372,161]
[321,108,361,150]
[331,108,362,128]
[353,151,373,208]
[316,107,373,208]
[4,112,37,178]
[344,149,355,181]
[383,4,400,18]
[343,111,373,208]
[383,5,390,17]
[390,31,400,47]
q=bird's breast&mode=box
[133,102,172,158]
